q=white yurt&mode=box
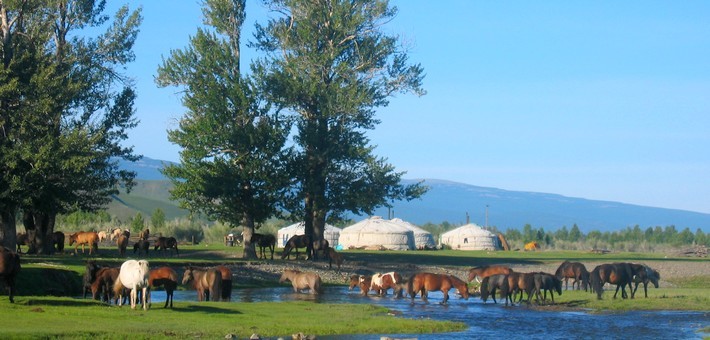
[389,218,436,249]
[440,223,500,250]
[338,216,415,250]
[277,222,342,248]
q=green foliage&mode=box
[130,212,145,233]
[151,208,166,229]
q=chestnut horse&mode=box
[630,263,660,298]
[467,265,513,283]
[214,265,233,301]
[154,237,179,256]
[91,267,120,303]
[69,231,99,255]
[408,272,469,304]
[116,234,129,256]
[590,263,634,300]
[349,275,372,296]
[113,259,150,310]
[555,261,590,291]
[149,267,178,308]
[251,233,276,260]
[510,272,537,305]
[0,247,21,303]
[370,272,404,297]
[480,274,510,306]
[281,234,309,260]
[182,266,222,302]
[279,269,322,294]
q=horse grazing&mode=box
[279,269,322,294]
[251,233,276,260]
[281,234,310,260]
[370,272,404,297]
[408,272,469,304]
[590,263,634,300]
[349,275,372,296]
[533,272,562,304]
[133,239,150,256]
[0,247,21,303]
[69,231,99,255]
[214,265,233,301]
[327,248,344,271]
[630,263,660,298]
[480,274,511,306]
[555,261,590,291]
[91,267,120,303]
[182,266,222,302]
[53,231,65,253]
[116,234,129,256]
[149,267,178,308]
[467,265,513,283]
[154,237,179,256]
[83,261,102,298]
[113,259,150,310]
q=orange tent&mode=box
[524,241,540,251]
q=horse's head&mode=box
[467,268,480,282]
[69,233,78,245]
[278,270,291,283]
[648,267,660,288]
[553,276,563,295]
[182,267,194,285]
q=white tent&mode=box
[389,218,436,249]
[440,223,500,251]
[338,216,415,250]
[277,222,342,248]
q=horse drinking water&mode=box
[408,272,469,304]
[279,269,322,294]
[113,259,150,310]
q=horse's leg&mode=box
[442,289,449,304]
[142,287,148,310]
[421,288,428,302]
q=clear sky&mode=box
[118,1,710,214]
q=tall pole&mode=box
[485,205,489,228]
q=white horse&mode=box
[114,259,150,310]
[109,228,122,242]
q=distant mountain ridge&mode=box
[116,157,710,232]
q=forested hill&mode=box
[115,157,710,232]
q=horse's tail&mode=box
[589,266,603,299]
[314,276,323,294]
[113,276,124,299]
[406,274,415,298]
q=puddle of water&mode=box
[147,287,709,339]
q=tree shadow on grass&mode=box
[172,304,242,314]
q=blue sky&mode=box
[119,1,710,214]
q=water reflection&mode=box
[150,287,709,339]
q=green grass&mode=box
[549,288,710,312]
[0,297,464,339]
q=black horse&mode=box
[480,274,511,306]
[590,262,634,300]
[281,234,310,260]
[154,236,179,256]
[251,233,276,260]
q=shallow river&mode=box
[150,287,709,339]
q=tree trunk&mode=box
[23,210,55,255]
[0,207,17,249]
[241,215,257,259]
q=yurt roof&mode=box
[441,223,496,238]
[279,222,341,232]
[389,218,431,235]
[341,216,412,233]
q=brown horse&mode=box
[533,272,562,304]
[554,261,590,291]
[370,272,404,297]
[281,234,309,260]
[69,231,99,255]
[182,266,222,302]
[590,263,634,300]
[251,233,276,260]
[630,263,660,298]
[279,269,322,294]
[480,274,511,306]
[408,272,469,304]
[83,260,102,298]
[149,267,178,308]
[327,248,344,271]
[214,265,233,301]
[139,228,150,240]
[91,267,120,303]
[117,234,129,256]
[53,231,65,253]
[154,237,179,256]
[511,272,537,305]
[0,247,21,303]
[467,265,513,283]
[133,239,150,256]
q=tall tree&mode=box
[252,0,427,259]
[157,0,291,259]
[0,1,142,253]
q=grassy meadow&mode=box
[2,244,708,338]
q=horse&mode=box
[113,259,150,310]
[139,228,150,240]
[83,260,102,298]
[251,233,276,260]
[467,265,513,283]
[149,267,178,308]
[154,237,179,256]
[370,272,404,297]
[15,232,29,253]
[590,263,634,300]
[348,275,372,296]
[0,247,21,303]
[97,231,108,243]
[281,234,310,260]
[182,266,222,302]
[311,238,330,260]
[214,265,233,301]
[109,228,122,242]
[133,239,150,256]
[630,263,660,298]
[279,269,322,294]
[533,272,562,304]
[511,272,537,305]
[480,274,511,306]
[408,272,469,304]
[327,248,344,271]
[117,234,129,256]
[53,231,65,253]
[554,261,590,291]
[91,267,120,303]
[69,231,99,255]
